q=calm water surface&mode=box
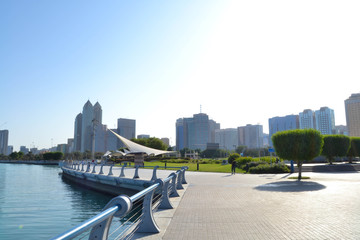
[0,163,113,240]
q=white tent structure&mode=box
[109,129,175,156]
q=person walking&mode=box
[231,160,237,175]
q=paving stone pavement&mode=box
[159,171,360,240]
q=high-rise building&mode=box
[269,115,299,146]
[20,146,29,154]
[176,113,220,151]
[176,119,185,151]
[7,145,13,155]
[334,125,348,135]
[345,93,360,137]
[238,124,263,149]
[315,107,335,135]
[0,130,9,155]
[161,138,170,147]
[67,138,74,153]
[117,118,136,148]
[299,109,316,129]
[81,100,94,152]
[73,113,82,152]
[215,128,238,151]
[106,128,119,151]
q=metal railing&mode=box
[53,163,188,240]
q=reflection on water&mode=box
[0,164,113,240]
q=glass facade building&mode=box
[176,113,220,151]
[315,107,335,135]
[269,115,299,147]
[345,93,360,137]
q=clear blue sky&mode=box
[1,1,359,151]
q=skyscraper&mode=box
[345,93,360,137]
[238,124,263,149]
[81,100,94,152]
[215,128,238,150]
[176,113,220,151]
[0,130,9,155]
[299,109,315,129]
[269,115,299,146]
[73,113,82,152]
[117,118,136,148]
[315,107,335,135]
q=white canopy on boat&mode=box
[109,129,175,156]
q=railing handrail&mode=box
[56,162,188,240]
[130,182,160,202]
[51,206,119,240]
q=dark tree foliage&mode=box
[347,137,360,163]
[43,152,64,160]
[272,129,323,180]
[9,151,24,160]
[321,135,350,164]
[131,137,167,150]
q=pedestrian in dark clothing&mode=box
[231,161,236,175]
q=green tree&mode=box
[347,137,360,163]
[147,138,167,150]
[131,137,167,150]
[43,152,64,160]
[321,135,350,164]
[272,129,323,180]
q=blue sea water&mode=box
[0,163,113,240]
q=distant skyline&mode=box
[1,1,359,151]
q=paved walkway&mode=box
[138,171,360,240]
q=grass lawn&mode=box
[142,161,246,174]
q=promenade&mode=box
[137,170,360,240]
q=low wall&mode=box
[61,167,153,196]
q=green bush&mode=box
[241,161,268,172]
[249,163,290,174]
[321,135,350,164]
[160,159,190,164]
[228,153,240,164]
[235,157,253,167]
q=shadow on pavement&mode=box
[254,181,326,192]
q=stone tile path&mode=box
[158,171,360,240]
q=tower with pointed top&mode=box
[81,100,94,152]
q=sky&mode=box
[1,0,359,151]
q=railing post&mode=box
[108,164,113,176]
[133,165,140,179]
[181,167,188,184]
[77,163,80,171]
[86,162,91,173]
[91,163,97,174]
[81,162,84,172]
[176,170,184,190]
[135,180,162,233]
[99,164,104,175]
[169,173,179,197]
[158,178,173,209]
[119,163,127,177]
[88,195,132,240]
[151,166,159,181]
